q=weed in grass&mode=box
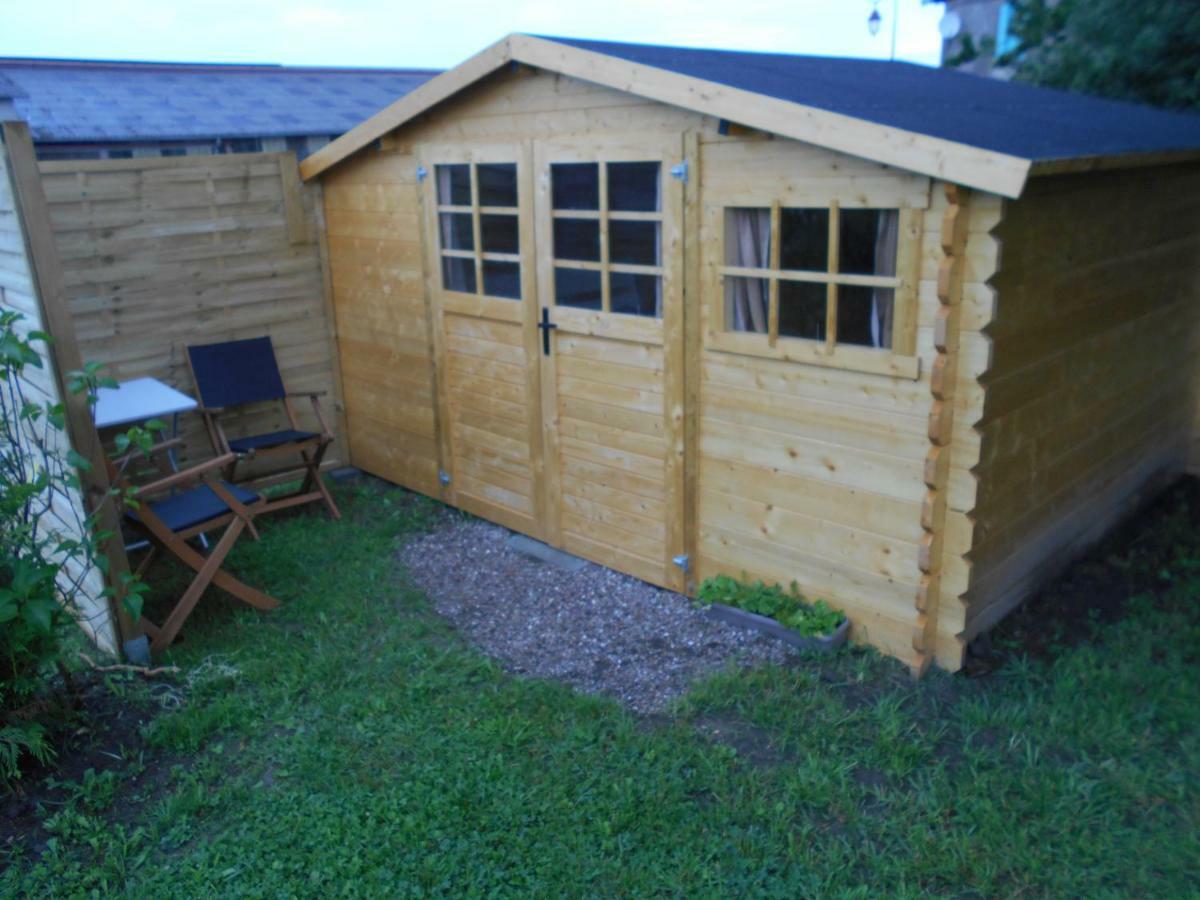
[3,478,1198,896]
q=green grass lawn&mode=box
[4,478,1198,897]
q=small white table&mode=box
[94,377,197,430]
[94,377,201,550]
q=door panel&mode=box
[534,137,687,591]
[419,143,544,539]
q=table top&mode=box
[93,377,198,429]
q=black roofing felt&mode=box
[543,36,1200,163]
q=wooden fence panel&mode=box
[37,152,346,477]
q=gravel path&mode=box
[398,516,796,714]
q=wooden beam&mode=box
[277,152,309,245]
[298,33,1034,198]
[1,121,140,649]
[1028,148,1200,179]
[911,183,972,677]
[299,36,514,180]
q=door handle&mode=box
[537,306,558,356]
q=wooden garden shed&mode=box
[299,35,1200,674]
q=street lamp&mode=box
[868,6,882,35]
[867,0,900,61]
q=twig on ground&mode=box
[78,653,179,678]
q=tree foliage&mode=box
[955,0,1200,112]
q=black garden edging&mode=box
[704,603,850,653]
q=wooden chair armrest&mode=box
[132,452,237,498]
[286,390,327,399]
[195,404,226,415]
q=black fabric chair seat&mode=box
[136,483,260,532]
[227,429,319,453]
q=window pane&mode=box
[483,261,521,300]
[439,212,474,251]
[840,209,899,276]
[553,219,600,261]
[442,256,476,294]
[477,163,517,207]
[780,208,829,271]
[724,276,770,333]
[609,220,659,266]
[551,163,599,210]
[610,273,660,317]
[436,164,471,205]
[725,208,771,268]
[779,281,827,341]
[607,162,660,212]
[838,286,893,348]
[555,267,601,309]
[481,214,518,254]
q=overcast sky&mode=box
[1,0,947,68]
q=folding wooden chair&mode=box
[186,336,340,520]
[109,440,279,653]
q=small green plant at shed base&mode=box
[696,574,844,637]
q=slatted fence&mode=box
[37,151,346,475]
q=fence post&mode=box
[1,121,142,654]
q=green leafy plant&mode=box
[696,574,844,638]
[1,311,158,785]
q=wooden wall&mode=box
[0,128,116,654]
[321,68,699,498]
[321,67,957,670]
[36,152,345,473]
[693,136,939,669]
[950,165,1200,663]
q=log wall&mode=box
[953,165,1200,659]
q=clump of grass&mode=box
[696,574,844,637]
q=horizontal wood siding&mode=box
[321,67,698,496]
[695,136,937,669]
[321,149,439,493]
[0,134,115,654]
[38,153,344,477]
[323,67,980,670]
[958,165,1200,656]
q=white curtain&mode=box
[726,209,770,333]
[437,166,473,293]
[870,210,899,349]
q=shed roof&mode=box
[550,37,1200,166]
[0,57,439,143]
[299,34,1200,198]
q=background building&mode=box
[0,57,438,160]
[940,0,1018,78]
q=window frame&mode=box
[548,160,666,319]
[709,200,924,380]
[432,161,522,302]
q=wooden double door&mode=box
[419,137,687,591]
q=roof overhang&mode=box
[301,34,1039,196]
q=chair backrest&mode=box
[187,336,287,409]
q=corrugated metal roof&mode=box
[0,58,440,143]
[546,36,1200,163]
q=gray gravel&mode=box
[398,516,797,714]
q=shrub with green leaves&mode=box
[0,310,154,784]
[696,574,844,637]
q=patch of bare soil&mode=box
[0,671,176,859]
[967,476,1199,673]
